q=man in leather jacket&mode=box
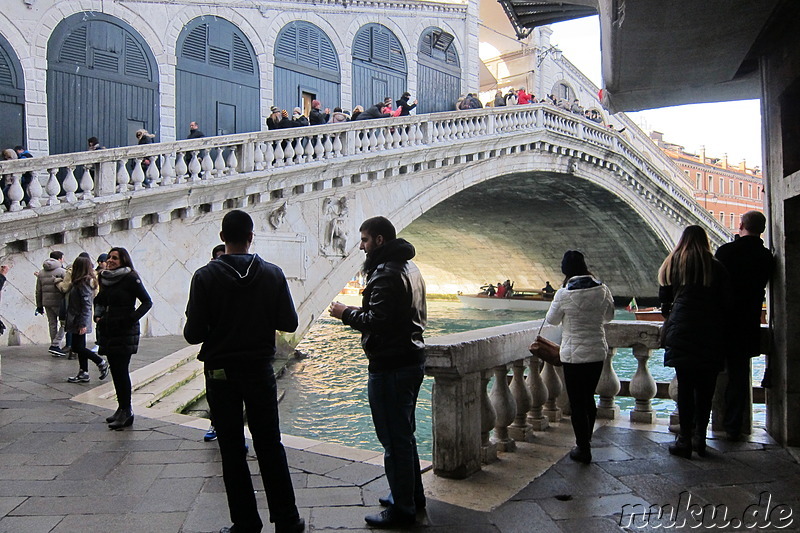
[330,216,426,529]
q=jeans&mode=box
[206,361,299,532]
[108,354,132,409]
[72,333,102,372]
[562,361,603,449]
[368,363,425,516]
[675,366,719,438]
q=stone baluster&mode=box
[214,149,227,177]
[130,160,145,190]
[254,143,265,170]
[480,370,497,463]
[174,153,188,183]
[62,167,79,202]
[354,130,363,153]
[293,138,305,164]
[556,365,571,416]
[79,165,94,199]
[272,141,285,167]
[323,135,334,158]
[400,126,409,146]
[391,126,401,148]
[444,120,453,140]
[332,133,342,156]
[489,364,516,452]
[668,373,680,433]
[542,362,563,422]
[368,129,379,151]
[6,174,24,211]
[376,128,386,150]
[629,344,657,423]
[116,161,130,192]
[596,347,621,419]
[283,140,295,165]
[161,153,176,185]
[526,357,549,430]
[201,150,214,179]
[188,151,202,181]
[145,156,160,187]
[415,123,424,144]
[264,142,274,169]
[508,359,534,442]
[27,171,43,208]
[45,168,60,205]
[226,147,238,175]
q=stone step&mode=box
[132,355,204,409]
[146,371,206,415]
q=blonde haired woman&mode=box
[659,225,731,458]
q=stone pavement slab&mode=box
[1,339,799,532]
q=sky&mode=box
[548,16,763,168]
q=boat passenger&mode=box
[495,282,507,298]
[541,281,556,296]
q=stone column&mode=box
[526,357,549,430]
[596,347,621,419]
[489,364,516,452]
[542,362,562,422]
[629,344,657,423]
[431,373,482,479]
[508,359,534,442]
[480,370,497,463]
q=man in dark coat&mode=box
[715,210,773,440]
[329,216,427,528]
[396,92,417,116]
[184,210,304,533]
[188,121,205,139]
[309,99,330,125]
[354,102,391,120]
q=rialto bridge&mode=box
[0,104,731,347]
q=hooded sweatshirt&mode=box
[342,238,426,371]
[184,253,298,369]
[36,258,66,308]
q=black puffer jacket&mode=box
[659,259,731,371]
[342,238,426,372]
[95,270,153,357]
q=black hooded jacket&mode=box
[184,254,298,369]
[342,238,426,372]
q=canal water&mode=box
[279,300,767,460]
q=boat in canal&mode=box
[457,289,553,311]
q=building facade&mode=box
[0,0,479,156]
[650,132,764,233]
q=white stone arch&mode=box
[29,1,167,152]
[343,15,414,110]
[164,7,269,138]
[261,12,348,110]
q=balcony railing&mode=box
[424,320,770,479]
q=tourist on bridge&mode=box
[504,88,518,106]
[396,92,417,116]
[292,107,310,127]
[35,251,67,357]
[328,107,350,124]
[354,102,391,120]
[493,90,507,107]
[309,99,330,125]
[715,211,773,440]
[87,137,106,151]
[544,250,615,464]
[658,226,731,458]
[184,210,304,533]
[350,105,364,121]
[329,216,427,528]
[188,121,205,139]
[64,256,109,384]
[95,247,152,430]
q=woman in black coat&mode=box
[95,247,152,430]
[658,226,731,458]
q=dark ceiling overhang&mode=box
[497,0,784,112]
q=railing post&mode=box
[430,373,482,479]
[489,364,516,452]
[542,362,563,422]
[486,113,496,135]
[526,356,549,430]
[629,344,657,423]
[508,358,534,442]
[239,142,255,173]
[596,347,621,419]
[480,369,497,463]
[96,161,116,196]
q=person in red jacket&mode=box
[517,87,531,105]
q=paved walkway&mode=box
[1,338,798,532]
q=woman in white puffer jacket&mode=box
[544,250,615,464]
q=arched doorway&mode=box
[47,13,158,154]
[417,27,460,114]
[0,34,24,152]
[274,21,340,115]
[176,17,260,139]
[352,24,406,110]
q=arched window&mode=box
[274,21,340,114]
[47,13,158,154]
[552,81,575,102]
[177,17,260,137]
[352,24,406,109]
[0,34,24,152]
[417,27,460,113]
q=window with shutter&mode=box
[275,21,339,74]
[92,50,119,72]
[60,26,88,64]
[0,51,14,88]
[124,35,150,79]
[182,25,207,63]
[209,47,230,69]
[232,34,254,74]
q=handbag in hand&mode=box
[529,321,562,366]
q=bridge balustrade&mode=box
[424,320,768,479]
[0,106,726,241]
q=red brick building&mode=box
[650,132,764,233]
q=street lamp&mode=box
[536,45,562,67]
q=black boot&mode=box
[105,408,123,423]
[569,445,592,464]
[669,435,692,459]
[108,408,134,430]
